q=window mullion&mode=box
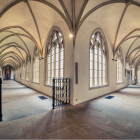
[105,56,107,85]
[93,49,94,86]
[59,47,60,79]
[54,46,56,79]
[50,49,52,85]
[101,50,103,85]
[97,47,99,86]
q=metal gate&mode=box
[52,78,70,109]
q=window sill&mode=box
[32,81,40,84]
[116,82,124,85]
[45,84,52,87]
[90,84,109,90]
[19,78,24,80]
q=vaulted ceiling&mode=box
[0,0,140,70]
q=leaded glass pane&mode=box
[46,31,64,85]
[90,31,107,87]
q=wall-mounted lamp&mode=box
[69,34,73,38]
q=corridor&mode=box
[0,80,140,139]
[2,80,52,122]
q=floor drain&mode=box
[105,96,115,99]
[38,96,48,100]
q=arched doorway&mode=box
[5,66,11,80]
[127,71,130,85]
[137,63,140,84]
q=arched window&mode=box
[26,57,30,81]
[17,69,19,79]
[17,69,19,78]
[33,46,39,83]
[126,59,130,70]
[22,66,24,79]
[137,63,140,83]
[116,48,123,83]
[90,30,108,87]
[132,67,135,81]
[46,30,64,85]
[19,67,21,79]
[15,70,17,79]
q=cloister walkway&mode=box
[0,80,140,139]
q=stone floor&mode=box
[0,80,140,139]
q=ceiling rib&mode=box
[132,54,140,64]
[127,45,140,58]
[113,4,128,55]
[0,26,40,50]
[26,1,42,49]
[59,0,72,28]
[71,0,75,33]
[126,37,139,59]
[2,64,15,70]
[0,33,30,57]
[133,50,140,61]
[77,0,126,34]
[76,0,89,33]
[0,0,22,18]
[3,30,31,57]
[0,0,73,32]
[0,45,28,58]
[135,57,140,67]
[0,47,24,63]
[115,28,140,54]
[1,56,21,66]
[2,61,17,69]
[2,59,19,67]
[0,42,28,56]
[0,51,24,63]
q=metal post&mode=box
[69,79,70,104]
[66,78,67,104]
[52,78,55,109]
[0,78,2,122]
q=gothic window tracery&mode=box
[46,30,64,85]
[90,30,107,87]
[33,46,39,83]
[26,57,30,81]
[116,48,123,83]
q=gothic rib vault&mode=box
[0,0,140,104]
[0,0,140,70]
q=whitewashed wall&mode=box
[15,21,74,104]
[73,20,127,105]
[15,20,128,105]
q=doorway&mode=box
[5,66,11,80]
[137,63,140,84]
[127,71,130,85]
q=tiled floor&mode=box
[0,80,140,139]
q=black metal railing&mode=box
[0,78,2,122]
[52,78,70,109]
